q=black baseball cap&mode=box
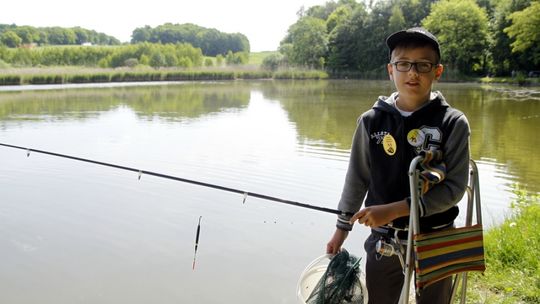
[386,27,441,61]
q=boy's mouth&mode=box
[405,81,420,86]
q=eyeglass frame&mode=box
[390,61,440,73]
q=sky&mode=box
[1,0,330,52]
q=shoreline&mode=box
[2,67,538,87]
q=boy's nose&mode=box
[408,66,420,75]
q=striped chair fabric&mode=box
[414,224,486,290]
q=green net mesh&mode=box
[306,249,365,304]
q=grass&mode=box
[248,51,278,66]
[462,186,540,303]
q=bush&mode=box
[225,51,249,65]
[262,53,285,71]
[124,58,139,67]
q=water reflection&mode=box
[439,83,540,193]
[260,80,393,150]
[0,82,250,124]
[1,80,538,196]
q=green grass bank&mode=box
[463,187,539,303]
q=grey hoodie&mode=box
[336,91,470,232]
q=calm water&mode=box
[0,80,538,303]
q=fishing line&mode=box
[0,142,353,217]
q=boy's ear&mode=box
[434,64,444,80]
[387,63,394,80]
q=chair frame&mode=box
[399,157,482,304]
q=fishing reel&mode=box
[376,238,399,256]
[375,232,405,270]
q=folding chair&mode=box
[398,157,485,304]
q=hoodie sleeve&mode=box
[336,115,371,231]
[418,114,470,217]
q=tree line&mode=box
[274,0,539,77]
[0,23,250,68]
[0,24,120,47]
[0,23,250,57]
[131,23,250,56]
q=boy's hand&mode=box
[326,228,349,254]
[349,200,409,227]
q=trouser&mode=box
[364,232,452,304]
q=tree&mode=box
[488,0,532,75]
[326,4,353,33]
[1,31,22,48]
[305,2,340,20]
[356,1,394,73]
[388,5,406,33]
[281,16,328,68]
[327,5,368,71]
[131,25,152,43]
[398,0,435,28]
[130,23,250,56]
[423,0,490,75]
[73,27,90,44]
[505,1,540,65]
[46,27,76,45]
[14,26,39,44]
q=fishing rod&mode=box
[0,142,353,217]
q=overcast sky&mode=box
[1,0,329,51]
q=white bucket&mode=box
[296,253,368,304]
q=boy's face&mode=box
[387,45,443,106]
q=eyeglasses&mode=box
[391,61,438,73]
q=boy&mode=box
[326,27,470,303]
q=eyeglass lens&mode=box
[394,62,434,73]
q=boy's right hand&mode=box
[326,228,349,254]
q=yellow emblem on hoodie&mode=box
[383,134,397,156]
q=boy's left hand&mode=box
[349,200,409,227]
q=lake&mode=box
[0,80,538,303]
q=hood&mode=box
[373,91,450,115]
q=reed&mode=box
[27,75,64,84]
[0,67,330,86]
[274,69,329,80]
[0,75,22,85]
[236,71,273,79]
